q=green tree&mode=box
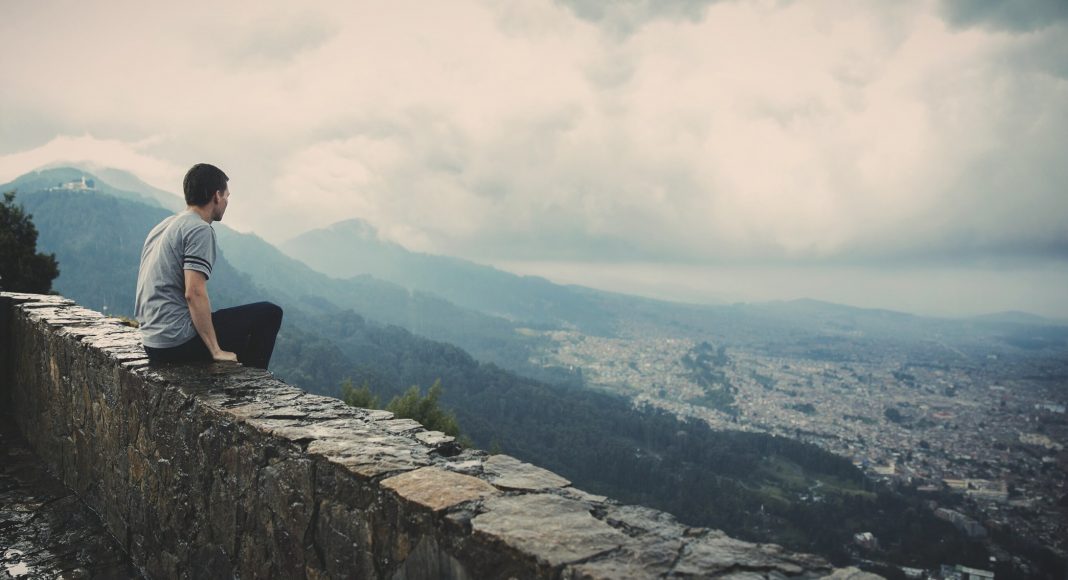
[884,407,905,424]
[386,379,461,437]
[339,378,380,409]
[0,191,59,293]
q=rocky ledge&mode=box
[0,292,879,579]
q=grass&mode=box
[756,455,875,500]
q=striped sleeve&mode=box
[182,224,217,280]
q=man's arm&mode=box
[184,269,238,362]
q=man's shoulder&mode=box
[145,212,213,251]
[149,212,179,232]
[168,211,214,235]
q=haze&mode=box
[2,0,1066,318]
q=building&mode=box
[1019,432,1064,451]
[1034,402,1065,414]
[934,508,987,539]
[57,176,95,191]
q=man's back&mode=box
[135,210,216,348]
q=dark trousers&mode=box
[144,302,283,369]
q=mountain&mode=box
[87,165,185,211]
[1,167,178,211]
[7,167,568,404]
[14,188,270,316]
[970,310,1054,325]
[283,219,620,335]
[214,226,573,382]
[5,166,565,380]
[283,220,1068,359]
[15,165,1061,370]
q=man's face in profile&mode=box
[212,187,230,222]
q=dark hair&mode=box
[183,163,229,206]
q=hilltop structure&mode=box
[54,175,95,191]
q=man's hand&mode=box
[212,349,239,363]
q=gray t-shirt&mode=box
[135,210,217,348]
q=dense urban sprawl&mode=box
[531,326,1068,570]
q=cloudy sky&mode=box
[2,0,1066,317]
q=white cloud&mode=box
[1,0,1066,313]
[0,134,182,193]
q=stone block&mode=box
[382,467,499,512]
[483,453,571,491]
[472,494,629,568]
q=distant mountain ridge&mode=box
[969,310,1055,325]
[4,165,576,388]
[282,221,1068,354]
[7,166,573,383]
[9,165,1064,360]
[86,165,185,211]
[283,218,620,334]
[1,166,183,211]
[214,225,564,380]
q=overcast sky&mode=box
[2,0,1066,317]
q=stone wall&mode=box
[1,412,143,578]
[0,293,875,579]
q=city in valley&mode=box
[526,320,1068,569]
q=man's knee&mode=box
[260,302,283,326]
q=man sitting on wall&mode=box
[135,163,282,369]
